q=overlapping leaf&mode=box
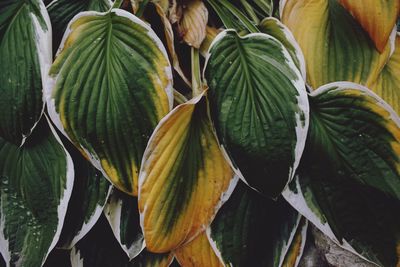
[47,9,173,196]
[283,82,400,266]
[47,0,112,54]
[371,33,400,115]
[0,0,52,145]
[0,118,74,267]
[57,145,112,249]
[104,189,144,259]
[258,17,306,79]
[208,181,305,267]
[174,232,223,267]
[138,93,237,252]
[337,0,399,52]
[280,0,394,89]
[204,29,309,197]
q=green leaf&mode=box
[258,17,306,79]
[0,117,74,267]
[57,143,112,249]
[208,181,305,267]
[204,29,309,197]
[104,189,144,259]
[47,9,173,196]
[47,0,112,54]
[0,0,52,145]
[283,82,400,266]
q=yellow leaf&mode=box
[178,0,208,48]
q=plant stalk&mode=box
[191,48,203,97]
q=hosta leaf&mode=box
[280,0,394,89]
[0,0,52,145]
[138,93,238,252]
[104,189,144,260]
[281,218,308,267]
[47,0,112,54]
[204,29,309,198]
[258,17,306,79]
[283,82,400,266]
[208,182,305,267]
[47,9,173,196]
[0,118,74,267]
[178,0,208,48]
[57,145,112,249]
[337,0,399,52]
[175,232,223,267]
[371,33,400,115]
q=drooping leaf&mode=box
[258,17,306,79]
[138,93,238,252]
[177,0,208,48]
[104,189,144,260]
[174,232,223,267]
[281,218,308,267]
[280,0,394,89]
[0,0,52,145]
[208,181,304,267]
[47,0,112,54]
[153,2,191,87]
[47,9,173,196]
[0,118,74,267]
[337,0,399,52]
[204,29,309,197]
[371,33,400,115]
[57,143,112,249]
[283,82,400,267]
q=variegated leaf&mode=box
[104,188,144,260]
[371,33,400,115]
[204,29,309,197]
[0,0,52,145]
[47,9,173,196]
[47,0,112,54]
[284,82,400,267]
[0,118,74,267]
[337,0,399,52]
[280,0,395,89]
[139,93,238,252]
[174,232,223,267]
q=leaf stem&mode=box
[191,48,202,97]
[112,0,123,9]
[136,0,150,17]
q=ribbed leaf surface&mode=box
[338,0,399,52]
[284,82,400,266]
[0,0,51,145]
[0,118,74,267]
[175,232,223,267]
[47,9,173,196]
[371,34,400,115]
[138,94,237,252]
[281,0,394,89]
[47,0,111,54]
[205,30,309,197]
